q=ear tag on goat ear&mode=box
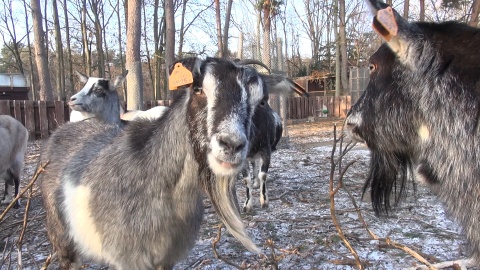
[169,63,193,90]
[374,6,398,41]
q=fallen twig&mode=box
[0,161,49,223]
[211,224,246,269]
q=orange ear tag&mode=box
[169,63,193,90]
[375,7,398,41]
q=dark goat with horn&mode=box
[345,0,480,264]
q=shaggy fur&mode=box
[39,57,269,269]
[346,0,480,263]
[0,115,28,208]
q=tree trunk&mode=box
[403,0,410,19]
[81,0,92,75]
[153,0,162,100]
[469,0,480,26]
[419,0,425,21]
[63,0,74,98]
[339,0,347,95]
[126,0,144,110]
[262,0,272,69]
[23,0,37,100]
[178,0,187,58]
[52,0,65,101]
[31,0,54,101]
[214,0,223,57]
[334,0,341,96]
[222,0,233,56]
[142,0,154,99]
[164,0,175,100]
[91,0,105,77]
[113,0,126,100]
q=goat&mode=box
[70,71,169,123]
[242,107,283,212]
[345,0,480,264]
[69,71,127,124]
[38,57,303,269]
[0,115,28,208]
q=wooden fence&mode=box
[0,96,350,140]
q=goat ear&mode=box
[113,70,128,89]
[75,70,89,83]
[169,58,199,75]
[260,74,309,97]
[368,0,421,63]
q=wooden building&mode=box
[0,73,29,100]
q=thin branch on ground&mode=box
[328,124,363,270]
[211,224,246,269]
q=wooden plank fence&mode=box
[0,97,350,140]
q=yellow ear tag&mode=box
[375,7,398,41]
[169,63,193,90]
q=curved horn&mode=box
[235,59,271,74]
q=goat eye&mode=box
[259,100,267,107]
[193,86,203,95]
[368,63,377,73]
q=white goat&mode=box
[70,71,168,123]
[0,115,28,208]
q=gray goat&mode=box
[0,115,28,208]
[39,57,298,269]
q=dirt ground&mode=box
[0,118,476,269]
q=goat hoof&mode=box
[261,203,269,209]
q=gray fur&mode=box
[39,57,273,269]
[346,0,480,264]
[0,115,28,208]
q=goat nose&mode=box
[218,135,246,154]
[70,97,77,102]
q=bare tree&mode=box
[52,0,65,101]
[222,0,233,55]
[62,0,74,98]
[23,0,37,100]
[153,0,164,100]
[164,0,175,100]
[81,0,92,75]
[419,0,425,21]
[88,0,105,77]
[126,0,144,110]
[469,0,480,26]
[339,0,348,95]
[31,0,54,100]
[0,0,25,74]
[261,0,272,68]
[214,0,224,57]
[404,0,410,19]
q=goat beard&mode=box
[201,169,260,253]
[364,150,414,216]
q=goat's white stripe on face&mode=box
[203,68,217,138]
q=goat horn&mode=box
[235,59,271,74]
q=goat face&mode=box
[69,71,126,115]
[183,57,266,177]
